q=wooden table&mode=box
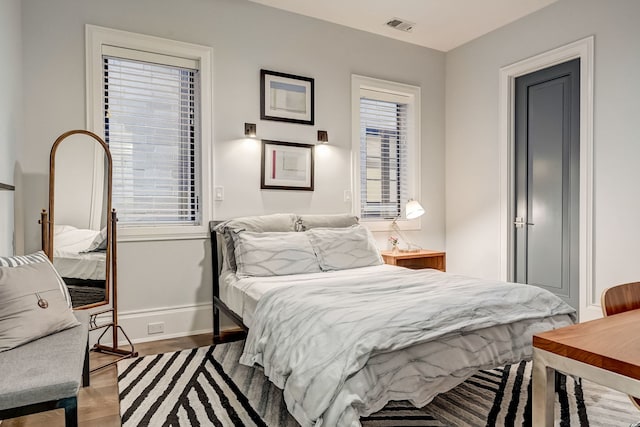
[380,249,446,271]
[532,309,640,426]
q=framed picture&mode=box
[260,69,314,125]
[261,140,314,191]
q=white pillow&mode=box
[231,231,321,277]
[307,225,382,271]
[0,251,72,308]
[0,262,80,352]
[214,214,298,271]
[295,214,359,231]
[83,227,108,252]
[53,225,101,253]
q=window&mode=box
[86,25,212,240]
[351,75,420,229]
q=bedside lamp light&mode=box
[405,199,425,219]
[244,122,257,138]
[390,199,425,252]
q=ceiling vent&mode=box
[385,18,415,32]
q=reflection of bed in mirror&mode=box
[53,224,106,308]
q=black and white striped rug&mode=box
[118,341,638,426]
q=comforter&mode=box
[239,267,576,427]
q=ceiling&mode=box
[248,0,558,52]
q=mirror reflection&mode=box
[52,134,108,308]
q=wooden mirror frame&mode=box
[40,129,136,370]
[44,129,113,310]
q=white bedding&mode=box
[234,266,576,427]
[221,265,403,328]
[53,225,106,281]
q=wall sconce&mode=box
[244,122,257,138]
[317,130,329,144]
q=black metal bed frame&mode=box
[209,221,248,343]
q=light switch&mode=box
[344,190,352,202]
[215,186,224,201]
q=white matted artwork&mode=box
[261,140,314,191]
[260,69,314,125]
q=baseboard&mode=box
[120,302,213,343]
[87,302,240,347]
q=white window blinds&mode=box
[103,50,201,225]
[359,90,409,220]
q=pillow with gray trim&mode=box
[231,230,321,277]
[295,214,359,231]
[214,214,298,271]
[0,251,72,308]
[307,225,383,271]
[83,227,108,252]
[0,262,80,352]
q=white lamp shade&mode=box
[405,200,425,219]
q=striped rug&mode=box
[118,341,638,426]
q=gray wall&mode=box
[18,0,445,339]
[0,0,22,256]
[445,0,640,302]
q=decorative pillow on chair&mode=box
[231,231,321,277]
[0,261,80,352]
[307,225,383,271]
[0,251,72,308]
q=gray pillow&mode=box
[214,214,298,271]
[0,251,72,308]
[231,231,321,277]
[83,227,108,252]
[307,225,383,271]
[296,214,359,231]
[0,262,80,352]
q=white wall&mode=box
[19,0,446,340]
[0,0,22,256]
[445,0,640,311]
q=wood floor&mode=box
[2,332,243,427]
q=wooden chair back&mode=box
[601,281,640,409]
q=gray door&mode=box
[514,59,580,310]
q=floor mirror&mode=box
[40,129,136,370]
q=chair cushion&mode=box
[0,311,88,410]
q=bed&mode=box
[53,224,107,307]
[209,214,576,427]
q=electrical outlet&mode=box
[344,190,352,202]
[147,322,164,335]
[214,186,224,201]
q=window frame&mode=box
[351,75,421,232]
[86,24,213,241]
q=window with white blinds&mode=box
[359,95,409,219]
[352,76,420,225]
[87,26,212,239]
[103,50,201,226]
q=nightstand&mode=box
[380,249,446,272]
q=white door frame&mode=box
[498,36,597,321]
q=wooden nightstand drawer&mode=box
[380,250,446,272]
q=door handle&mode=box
[514,217,534,228]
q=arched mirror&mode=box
[46,130,113,309]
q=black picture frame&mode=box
[261,140,314,191]
[260,69,314,125]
